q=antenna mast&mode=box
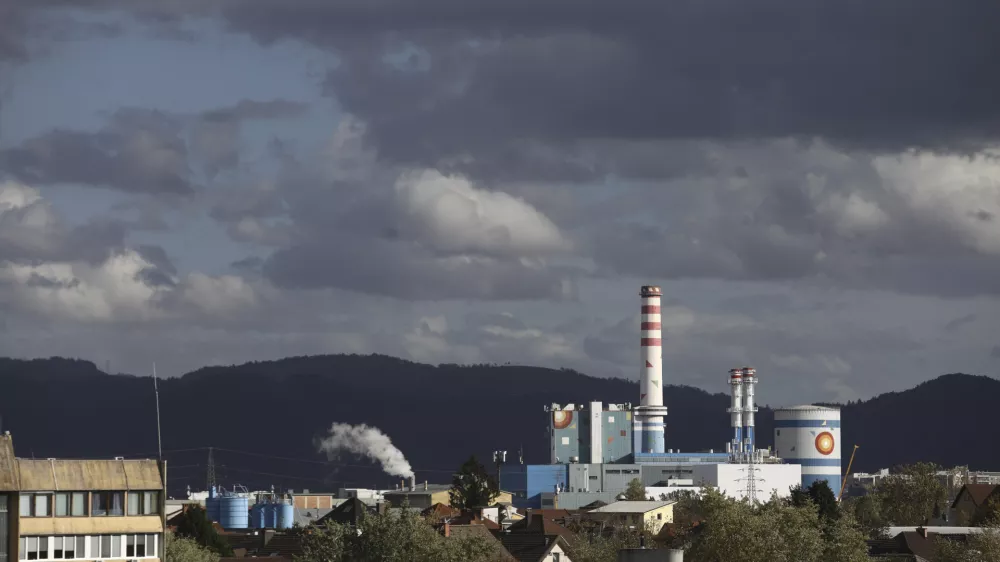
[207,447,217,489]
[153,363,163,461]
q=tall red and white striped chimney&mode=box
[634,285,668,455]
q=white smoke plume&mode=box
[316,423,414,478]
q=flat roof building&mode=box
[1,433,166,562]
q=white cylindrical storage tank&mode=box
[773,405,842,495]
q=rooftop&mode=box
[383,484,451,495]
[774,405,840,411]
[588,500,676,514]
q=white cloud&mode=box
[393,169,571,257]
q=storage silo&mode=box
[250,503,266,529]
[277,503,295,530]
[206,486,220,523]
[773,405,842,494]
[218,495,250,529]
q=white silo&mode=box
[773,405,842,495]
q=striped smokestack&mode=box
[633,285,668,455]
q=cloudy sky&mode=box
[2,1,999,404]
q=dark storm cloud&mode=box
[0,109,194,195]
[264,236,575,301]
[212,0,1000,172]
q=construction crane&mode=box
[838,445,859,501]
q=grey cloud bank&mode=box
[0,0,998,404]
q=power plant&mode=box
[501,284,843,509]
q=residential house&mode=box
[442,524,513,561]
[382,485,452,509]
[951,484,999,525]
[0,433,165,562]
[583,501,675,534]
[867,527,970,561]
[495,534,572,562]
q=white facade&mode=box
[773,405,842,493]
[691,463,802,501]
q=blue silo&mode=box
[206,486,220,523]
[250,503,266,529]
[218,495,249,529]
[277,503,294,530]
[266,503,279,528]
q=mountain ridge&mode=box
[0,355,996,495]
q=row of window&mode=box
[19,535,158,561]
[19,491,160,518]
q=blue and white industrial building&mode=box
[500,284,841,509]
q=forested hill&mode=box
[0,356,995,495]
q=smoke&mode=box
[316,422,414,478]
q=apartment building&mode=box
[1,433,166,562]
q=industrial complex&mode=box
[500,285,844,509]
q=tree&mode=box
[842,494,889,540]
[668,488,870,562]
[570,524,652,562]
[821,513,871,562]
[173,506,234,556]
[295,508,496,562]
[789,481,839,522]
[449,456,499,510]
[623,478,647,501]
[871,463,948,526]
[164,531,220,562]
[935,522,1000,562]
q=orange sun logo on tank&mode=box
[553,410,573,429]
[815,431,835,455]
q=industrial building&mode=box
[0,432,166,562]
[503,285,830,508]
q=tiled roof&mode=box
[952,484,998,508]
[494,533,564,562]
[588,500,675,513]
[446,525,514,561]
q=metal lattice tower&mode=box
[206,447,216,489]
[739,456,765,504]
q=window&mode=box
[126,535,157,558]
[74,538,85,559]
[55,495,68,517]
[91,492,123,516]
[657,513,662,520]
[34,496,50,517]
[142,491,159,515]
[552,553,561,562]
[127,493,140,516]
[100,536,111,559]
[70,493,86,517]
[19,494,53,518]
[111,536,121,558]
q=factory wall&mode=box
[773,406,842,495]
[603,465,642,493]
[500,465,568,509]
[567,463,601,493]
[691,463,801,501]
[601,411,633,463]
[550,410,581,463]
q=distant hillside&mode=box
[0,356,995,495]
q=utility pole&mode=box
[153,363,163,461]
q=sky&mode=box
[1,0,999,405]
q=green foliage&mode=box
[295,508,496,562]
[935,522,1000,562]
[667,488,869,562]
[173,506,234,556]
[821,513,871,562]
[842,494,889,539]
[624,478,647,501]
[164,531,221,562]
[863,463,948,526]
[789,481,840,522]
[570,525,654,562]
[971,495,1000,526]
[449,456,499,510]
